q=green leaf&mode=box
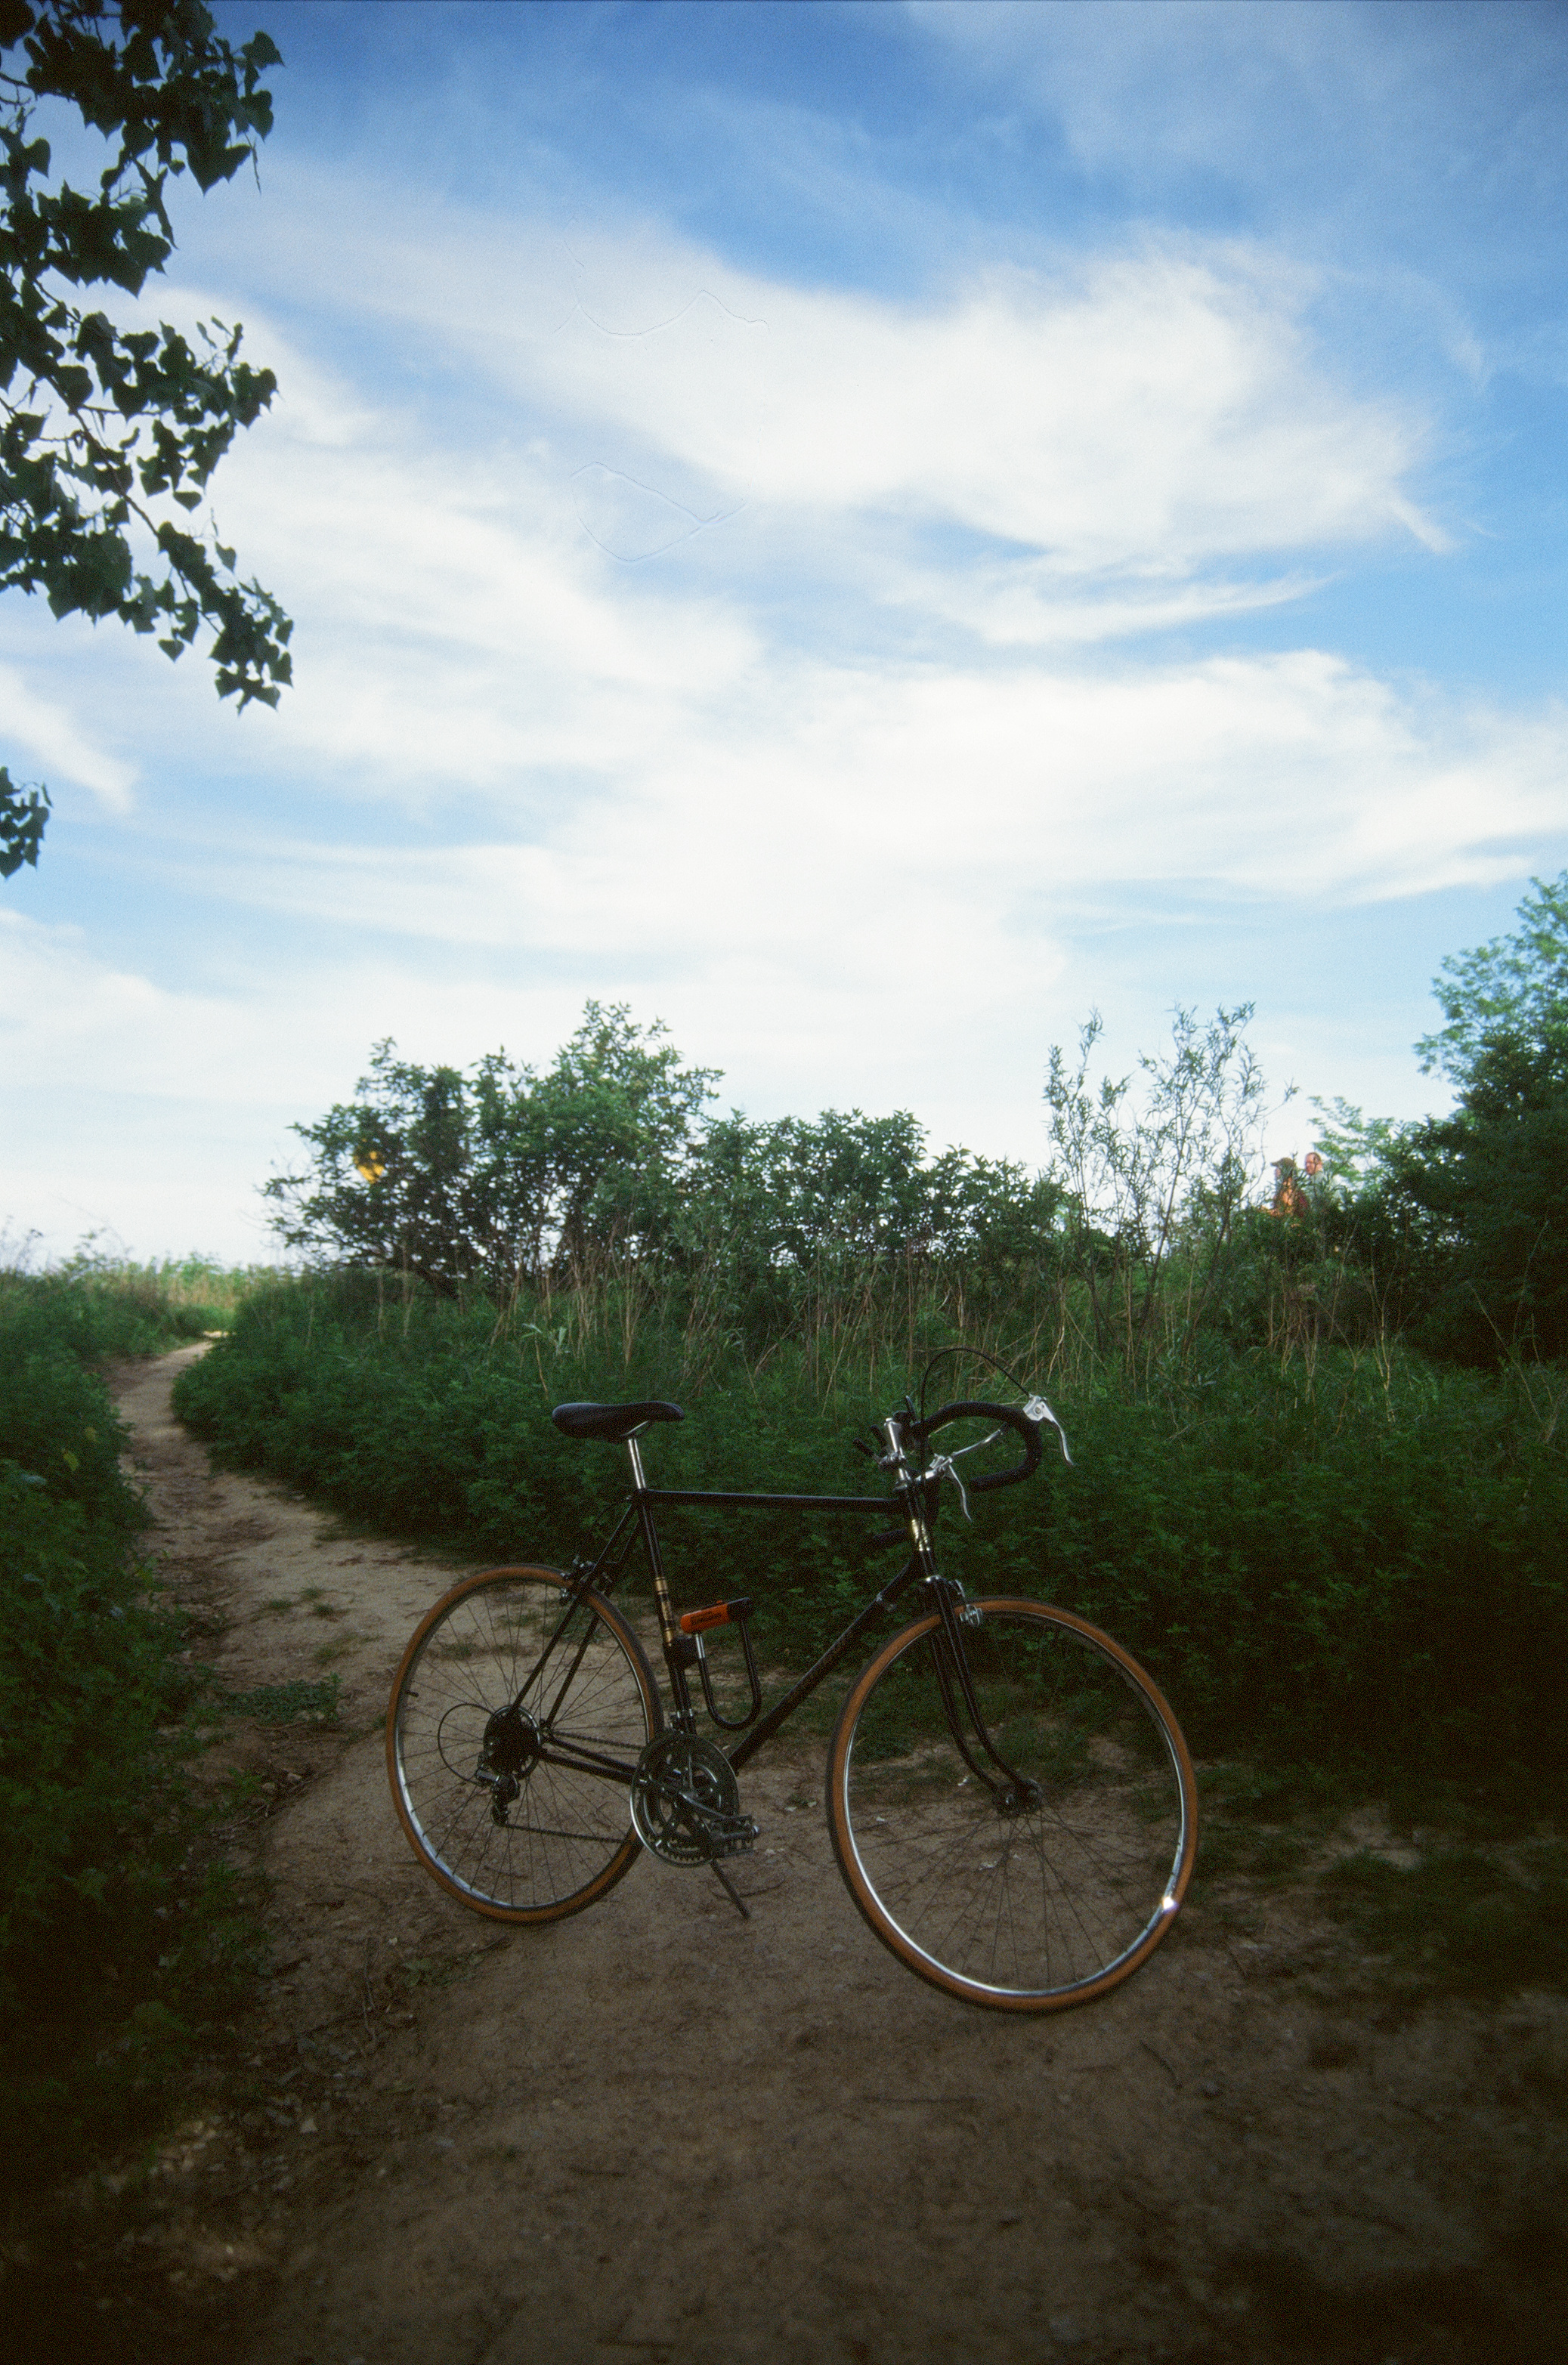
[1,0,294,846]
[0,767,50,878]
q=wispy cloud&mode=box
[82,202,1450,833]
[14,198,1548,926]
[136,651,1568,951]
[906,0,1568,346]
[0,664,136,809]
[538,239,1441,568]
[224,178,1443,583]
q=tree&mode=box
[264,1009,1065,1352]
[2,0,290,873]
[1044,1005,1270,1375]
[1417,872,1568,1096]
[674,1108,1060,1351]
[0,763,45,873]
[687,1108,1056,1273]
[1366,873,1568,1362]
[264,1008,721,1300]
[496,1003,720,1281]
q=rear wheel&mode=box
[388,1566,660,1922]
[827,1598,1196,2009]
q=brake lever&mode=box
[1023,1394,1073,1464]
[923,1455,970,1520]
[923,1428,1004,1521]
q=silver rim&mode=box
[834,1603,1194,2004]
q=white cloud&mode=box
[537,240,1440,568]
[144,649,1568,958]
[905,1,1365,178]
[0,664,136,809]
[8,635,1560,1264]
[874,554,1323,649]
[5,109,1556,1269]
[195,168,1444,585]
[0,335,762,814]
[18,213,1442,841]
[0,185,1542,960]
[0,910,281,1101]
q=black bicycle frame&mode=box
[514,1417,1038,1804]
[623,1428,914,1759]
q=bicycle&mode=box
[386,1377,1197,2011]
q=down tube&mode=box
[725,1561,919,1773]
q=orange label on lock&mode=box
[679,1602,732,1634]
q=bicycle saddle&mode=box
[551,1399,685,1442]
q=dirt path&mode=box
[74,1351,1568,2360]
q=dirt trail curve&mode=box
[75,1350,1568,2360]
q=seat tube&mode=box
[626,1435,694,1725]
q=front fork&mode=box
[883,1415,1040,1813]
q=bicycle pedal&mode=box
[709,1816,759,1860]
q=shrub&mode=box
[175,1272,1568,1787]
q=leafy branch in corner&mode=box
[2,1,292,866]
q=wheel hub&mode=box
[471,1707,543,1828]
[479,1705,540,1780]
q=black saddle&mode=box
[551,1399,685,1443]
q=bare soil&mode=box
[21,1346,1568,2362]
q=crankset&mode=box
[629,1732,758,1866]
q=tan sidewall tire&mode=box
[387,1564,660,1924]
[827,1597,1198,2010]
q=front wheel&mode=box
[388,1566,661,1923]
[827,1599,1196,2010]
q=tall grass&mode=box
[0,1239,277,1362]
[175,1260,1568,1788]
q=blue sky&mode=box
[4,0,1568,1263]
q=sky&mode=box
[4,0,1568,1265]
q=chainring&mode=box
[630,1731,756,1865]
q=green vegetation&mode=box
[10,871,1563,2141]
[220,1675,340,1724]
[173,1266,1568,1795]
[178,892,1568,1814]
[0,1256,271,2187]
[1322,1841,1568,2002]
[261,1001,1053,1334]
[1318,873,1568,1364]
[181,899,1568,1818]
[2,2,292,874]
[0,1236,262,1357]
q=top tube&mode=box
[638,1486,895,1515]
